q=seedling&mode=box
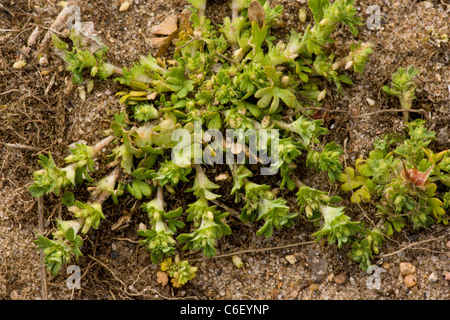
[383,66,420,122]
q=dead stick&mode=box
[353,108,429,119]
[38,197,48,300]
[375,235,445,258]
[35,5,75,57]
[4,143,40,151]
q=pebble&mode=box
[119,1,131,12]
[12,60,26,69]
[366,97,375,106]
[444,271,450,280]
[269,289,280,299]
[309,283,319,293]
[446,240,450,249]
[334,273,347,285]
[399,262,416,276]
[285,255,297,265]
[39,55,48,66]
[428,273,438,282]
[327,273,334,282]
[403,274,417,287]
[422,1,433,8]
[382,262,390,269]
[110,251,119,260]
[10,290,19,300]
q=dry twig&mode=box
[376,235,446,258]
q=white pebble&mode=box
[119,1,131,12]
[366,98,376,106]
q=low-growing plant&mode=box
[339,120,448,238]
[382,66,420,122]
[29,0,448,285]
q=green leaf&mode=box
[308,0,329,22]
[313,205,361,248]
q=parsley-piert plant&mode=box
[30,0,446,284]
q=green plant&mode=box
[37,0,444,285]
[34,168,121,276]
[339,120,448,237]
[296,185,360,247]
[382,66,420,122]
[29,136,114,197]
[138,186,185,263]
[52,31,122,84]
[160,256,197,288]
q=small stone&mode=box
[110,251,119,260]
[428,272,438,283]
[334,272,347,285]
[403,274,417,287]
[399,262,416,276]
[444,271,450,281]
[145,37,169,48]
[422,1,433,8]
[39,55,48,66]
[0,281,6,296]
[290,290,299,298]
[78,87,86,101]
[119,1,131,12]
[445,240,450,249]
[309,283,319,293]
[285,255,297,265]
[215,173,230,182]
[327,273,334,282]
[10,290,19,300]
[149,14,178,36]
[382,262,390,269]
[13,60,26,69]
[366,97,376,106]
[269,289,280,299]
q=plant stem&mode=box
[293,176,305,188]
[156,185,165,210]
[92,135,115,155]
[400,97,412,123]
[273,119,291,132]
